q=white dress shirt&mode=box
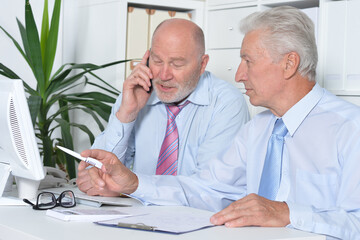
[92,71,250,211]
[212,83,360,239]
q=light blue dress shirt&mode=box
[92,71,250,212]
[209,84,360,239]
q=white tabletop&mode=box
[0,204,325,240]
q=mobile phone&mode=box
[146,55,153,94]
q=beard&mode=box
[153,71,201,104]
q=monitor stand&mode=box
[0,163,39,205]
[0,163,25,205]
[0,163,11,196]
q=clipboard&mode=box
[95,207,215,234]
[96,221,158,232]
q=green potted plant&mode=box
[0,0,128,179]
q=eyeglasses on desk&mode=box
[23,190,76,210]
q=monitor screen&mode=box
[0,79,45,201]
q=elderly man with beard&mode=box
[76,18,250,211]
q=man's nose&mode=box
[235,60,248,83]
[159,65,173,81]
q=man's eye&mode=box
[172,62,184,68]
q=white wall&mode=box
[0,0,63,89]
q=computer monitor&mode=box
[0,79,45,201]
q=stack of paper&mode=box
[43,186,144,207]
[46,208,131,222]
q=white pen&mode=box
[57,146,103,169]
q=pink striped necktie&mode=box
[156,101,190,175]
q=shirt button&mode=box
[297,219,304,226]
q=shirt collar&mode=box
[146,71,210,106]
[282,83,324,136]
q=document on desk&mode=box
[46,208,132,222]
[96,206,215,234]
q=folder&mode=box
[95,206,215,234]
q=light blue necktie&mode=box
[258,118,288,200]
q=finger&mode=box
[210,196,252,225]
[210,204,236,225]
[131,71,152,89]
[76,167,91,185]
[77,160,89,171]
[211,206,254,227]
[224,214,256,228]
[223,206,270,228]
[137,50,153,79]
[88,166,106,188]
[140,50,150,65]
[127,65,152,90]
[80,149,93,158]
[84,187,102,196]
[76,167,90,182]
[77,180,93,193]
[80,149,113,162]
[76,173,93,193]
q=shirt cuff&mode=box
[107,118,135,154]
[287,201,313,232]
[130,173,157,206]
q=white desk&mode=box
[0,204,325,240]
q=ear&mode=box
[283,52,300,79]
[200,54,209,74]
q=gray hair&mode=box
[240,6,318,81]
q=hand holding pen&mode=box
[76,149,139,196]
[57,146,103,169]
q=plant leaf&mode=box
[16,19,32,66]
[70,122,95,145]
[87,72,120,95]
[54,118,76,179]
[50,62,73,80]
[28,95,42,127]
[0,63,21,79]
[25,0,45,95]
[81,103,111,121]
[68,91,116,103]
[44,0,61,85]
[0,25,30,66]
[80,107,105,132]
[40,0,49,66]
[22,80,38,96]
[42,135,55,167]
[50,59,131,93]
